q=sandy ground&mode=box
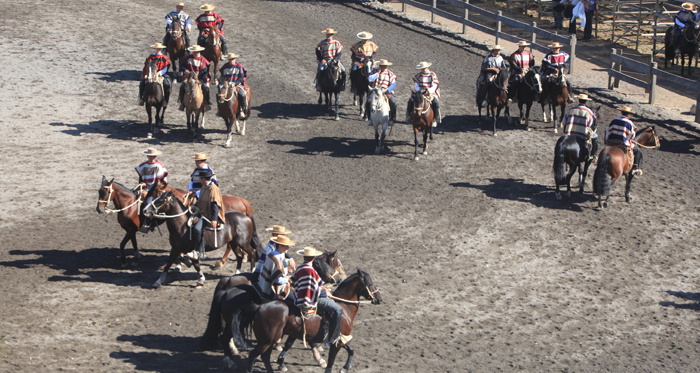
[2,0,700,372]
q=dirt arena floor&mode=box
[3,0,700,372]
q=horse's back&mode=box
[215,272,256,293]
[222,195,253,215]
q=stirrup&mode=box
[632,169,643,176]
[186,250,200,260]
[335,335,352,346]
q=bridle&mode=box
[327,274,380,305]
[370,88,387,112]
[634,128,660,149]
[523,70,542,93]
[218,81,236,102]
[98,183,142,213]
[414,90,430,115]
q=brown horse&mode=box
[409,89,435,161]
[234,270,382,373]
[182,72,206,141]
[145,190,262,288]
[202,27,222,84]
[592,126,660,208]
[143,61,168,138]
[217,82,252,146]
[477,67,511,136]
[542,67,569,133]
[166,19,187,80]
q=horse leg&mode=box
[492,107,499,136]
[358,92,365,118]
[505,103,513,126]
[478,104,482,123]
[318,92,323,105]
[421,126,428,156]
[580,160,592,193]
[153,249,179,288]
[414,127,420,161]
[240,119,246,136]
[524,103,532,129]
[212,243,232,271]
[541,102,548,122]
[559,104,566,128]
[323,344,342,373]
[118,231,132,268]
[339,343,355,373]
[381,123,388,154]
[276,336,297,372]
[518,102,525,125]
[552,105,558,133]
[192,255,206,288]
[374,125,381,155]
[146,104,153,138]
[247,343,272,373]
[224,118,233,148]
[564,163,576,199]
[129,231,141,266]
[625,173,634,202]
[334,92,340,121]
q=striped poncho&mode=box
[292,261,323,307]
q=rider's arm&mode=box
[188,180,194,191]
[676,14,686,28]
[186,17,192,32]
[159,66,168,76]
[198,65,209,81]
[210,202,219,223]
[217,17,224,31]
[386,79,396,94]
[414,82,421,92]
[315,48,323,62]
[368,72,379,83]
[427,82,438,94]
[165,14,172,26]
[333,50,342,62]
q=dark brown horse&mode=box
[664,22,700,75]
[217,82,252,146]
[145,190,262,288]
[202,27,222,84]
[318,59,344,121]
[234,270,382,373]
[542,67,569,132]
[477,67,511,136]
[350,58,372,118]
[409,89,435,161]
[166,19,187,80]
[593,126,660,208]
[143,60,168,138]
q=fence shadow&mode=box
[49,120,226,145]
[451,178,586,211]
[268,136,412,158]
[112,334,222,371]
[85,70,141,82]
[660,290,700,311]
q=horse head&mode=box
[636,126,660,149]
[207,27,220,46]
[146,61,160,83]
[526,67,543,93]
[145,189,175,217]
[323,249,347,282]
[171,18,182,38]
[96,176,115,213]
[312,256,338,285]
[369,87,385,113]
[592,105,602,132]
[357,269,382,305]
[217,81,234,103]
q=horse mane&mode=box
[109,180,139,196]
[332,269,372,296]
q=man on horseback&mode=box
[605,106,642,176]
[163,2,191,49]
[136,148,168,232]
[219,53,248,119]
[541,42,574,104]
[673,3,699,53]
[316,28,345,92]
[478,45,508,107]
[196,3,228,55]
[188,152,218,195]
[563,93,598,161]
[178,45,212,111]
[508,41,535,103]
[138,43,172,107]
[292,246,348,347]
[367,59,397,126]
[253,225,296,283]
[350,31,378,73]
[188,169,224,260]
[407,61,441,126]
[257,234,295,299]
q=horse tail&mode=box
[593,153,611,197]
[200,289,227,351]
[553,136,568,186]
[229,287,261,349]
[246,212,263,263]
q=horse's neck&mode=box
[332,280,361,302]
[164,201,190,235]
[112,184,136,208]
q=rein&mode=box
[327,286,379,305]
[99,184,142,213]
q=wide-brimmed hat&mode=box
[518,41,530,46]
[491,44,502,50]
[191,152,211,161]
[198,169,215,179]
[266,225,292,235]
[682,2,694,9]
[549,42,564,48]
[322,28,338,35]
[619,105,633,113]
[271,235,295,246]
[188,45,205,52]
[377,59,393,66]
[151,42,167,49]
[577,94,590,101]
[357,31,373,40]
[223,52,240,59]
[176,2,185,7]
[297,246,324,257]
[200,3,215,11]
[416,61,432,69]
[143,148,162,156]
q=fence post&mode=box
[464,0,469,34]
[608,48,617,90]
[531,21,537,48]
[649,61,657,104]
[569,34,576,74]
[496,11,502,45]
[695,79,700,123]
[432,0,437,24]
[402,0,405,13]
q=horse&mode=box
[508,67,543,129]
[477,67,511,136]
[201,27,222,84]
[217,81,252,146]
[368,87,391,155]
[143,60,168,138]
[234,270,382,373]
[182,72,206,141]
[166,19,187,80]
[552,105,601,200]
[592,126,660,208]
[541,67,569,132]
[664,22,700,75]
[350,59,372,118]
[318,59,344,121]
[409,89,435,161]
[145,190,262,288]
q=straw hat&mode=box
[151,42,167,49]
[200,3,215,11]
[270,235,295,246]
[682,2,694,9]
[357,31,373,40]
[297,246,324,257]
[377,59,393,66]
[415,61,432,69]
[224,52,240,59]
[518,41,530,46]
[322,28,338,35]
[176,2,185,7]
[619,105,633,113]
[577,94,590,101]
[266,225,292,235]
[549,42,564,48]
[143,148,162,156]
[491,44,502,50]
[191,152,211,161]
[188,45,205,52]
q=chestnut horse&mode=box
[542,67,569,133]
[477,67,511,136]
[143,60,168,138]
[166,19,187,80]
[409,89,435,161]
[182,72,206,141]
[217,81,252,146]
[202,27,222,84]
[234,270,382,373]
[592,126,660,208]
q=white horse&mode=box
[368,87,391,154]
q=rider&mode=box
[478,45,508,107]
[188,152,218,195]
[138,43,172,107]
[563,93,598,161]
[605,105,643,176]
[315,28,345,92]
[541,42,574,104]
[195,3,228,55]
[292,246,349,347]
[508,41,536,103]
[407,61,441,126]
[350,31,378,74]
[673,3,699,53]
[178,45,212,111]
[163,2,191,49]
[253,225,296,282]
[136,148,168,232]
[257,234,295,300]
[188,169,225,260]
[367,59,397,126]
[219,53,248,119]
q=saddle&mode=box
[608,141,635,165]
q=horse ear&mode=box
[109,178,114,183]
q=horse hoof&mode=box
[335,116,339,121]
[375,149,380,155]
[422,151,428,156]
[626,196,632,203]
[240,129,245,136]
[224,143,230,148]
[317,346,324,352]
[172,264,182,273]
[555,193,562,200]
[152,282,161,289]
[318,358,327,368]
[195,282,204,289]
[147,133,153,139]
[493,133,498,137]
[414,156,419,161]
[553,129,558,134]
[341,368,348,373]
[527,128,532,132]
[212,262,223,271]
[275,344,284,352]
[602,201,608,208]
[222,356,237,370]
[280,366,288,372]
[121,262,128,269]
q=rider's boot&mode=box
[433,102,441,126]
[238,91,248,119]
[389,100,396,126]
[178,84,186,111]
[406,97,414,122]
[163,32,170,48]
[138,80,145,106]
[185,32,191,49]
[220,36,228,57]
[589,137,599,162]
[675,30,682,54]
[566,80,575,103]
[203,85,212,111]
[315,69,322,92]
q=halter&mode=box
[523,70,542,93]
[185,75,202,103]
[147,193,192,219]
[414,91,431,115]
[98,184,142,213]
[370,88,387,111]
[327,274,380,305]
[633,128,660,149]
[218,81,236,102]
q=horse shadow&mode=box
[49,120,169,144]
[451,178,586,211]
[112,334,222,371]
[85,70,141,82]
[254,102,323,120]
[268,136,410,158]
[659,290,700,311]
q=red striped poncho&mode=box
[292,262,323,307]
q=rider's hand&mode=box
[211,220,218,229]
[321,59,327,64]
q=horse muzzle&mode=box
[372,297,382,305]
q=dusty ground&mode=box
[2,0,700,372]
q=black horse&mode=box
[317,59,345,121]
[143,60,170,138]
[664,22,700,75]
[350,59,372,118]
[477,67,511,136]
[508,67,543,129]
